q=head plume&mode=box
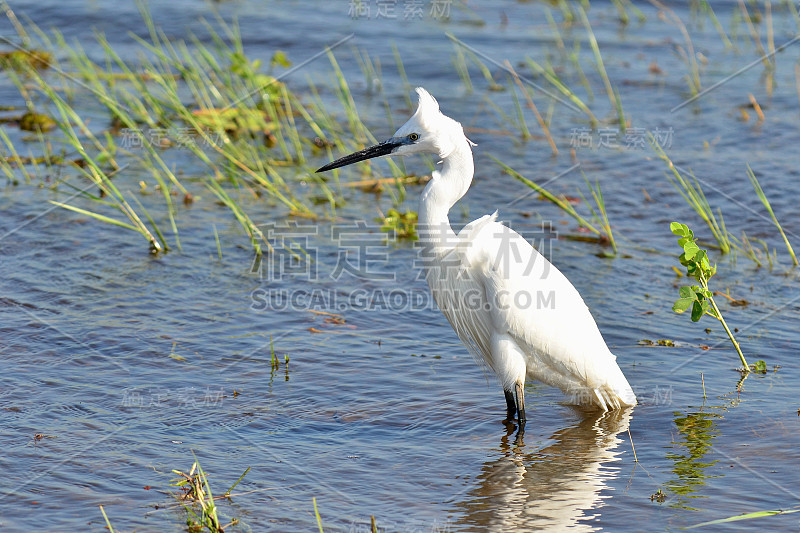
[404,87,469,158]
[414,87,440,125]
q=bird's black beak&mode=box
[316,139,403,172]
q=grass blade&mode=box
[747,165,797,266]
[49,201,140,232]
[686,507,800,529]
[313,497,324,533]
[494,157,604,238]
[99,505,116,533]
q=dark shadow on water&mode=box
[453,407,633,532]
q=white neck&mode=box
[418,136,474,258]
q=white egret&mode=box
[318,88,636,428]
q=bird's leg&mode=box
[504,389,517,421]
[515,381,526,428]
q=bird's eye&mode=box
[408,133,420,141]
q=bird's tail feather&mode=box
[591,383,636,411]
[565,361,636,410]
[594,362,636,410]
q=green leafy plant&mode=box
[670,222,751,371]
[378,208,418,240]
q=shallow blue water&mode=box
[2,1,800,531]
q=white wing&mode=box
[424,214,496,372]
[429,213,636,409]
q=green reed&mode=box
[747,165,797,266]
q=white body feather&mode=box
[423,212,636,410]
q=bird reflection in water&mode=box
[455,408,633,532]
